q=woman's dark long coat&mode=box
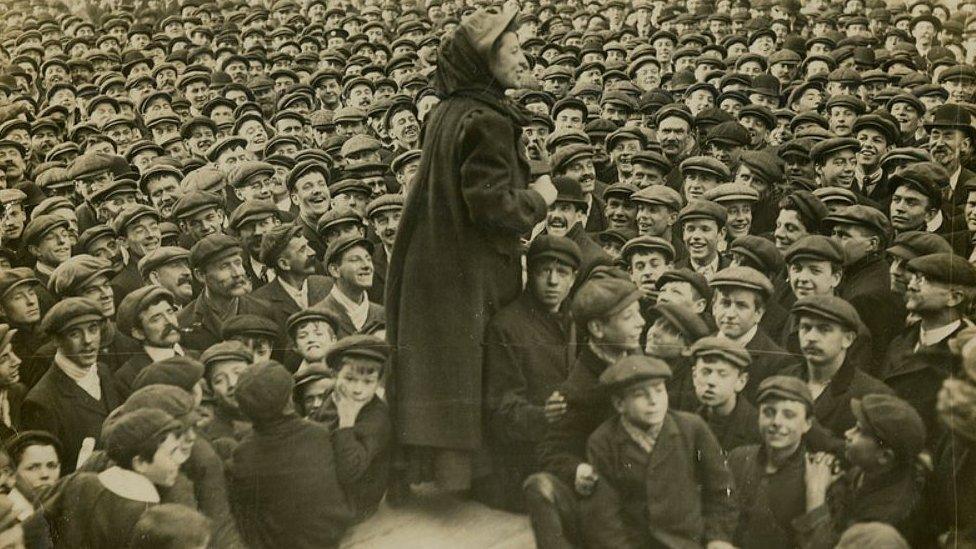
[385,32,548,451]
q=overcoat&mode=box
[385,31,548,451]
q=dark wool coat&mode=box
[581,412,738,548]
[228,416,354,549]
[385,32,548,451]
[21,363,124,473]
[743,328,792,404]
[729,444,809,549]
[837,252,906,367]
[176,294,271,352]
[698,397,761,453]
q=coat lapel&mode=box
[645,415,680,475]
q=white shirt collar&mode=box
[279,276,309,309]
[950,166,963,191]
[691,255,720,280]
[250,256,276,282]
[97,466,161,503]
[918,320,962,348]
[143,343,184,363]
[329,285,369,331]
[926,210,945,233]
[54,350,102,401]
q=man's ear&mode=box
[192,267,206,284]
[131,327,146,342]
[326,262,339,279]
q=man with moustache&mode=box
[852,114,899,203]
[544,177,609,280]
[364,194,402,304]
[179,234,270,351]
[924,104,976,218]
[110,204,163,303]
[227,200,285,290]
[657,107,698,190]
[22,297,125,474]
[114,285,196,395]
[551,145,606,233]
[138,246,195,307]
[0,269,49,390]
[0,140,28,188]
[779,295,893,454]
[139,164,183,219]
[879,254,976,443]
[253,222,333,331]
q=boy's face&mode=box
[294,320,337,362]
[712,287,763,339]
[528,259,576,312]
[235,336,273,362]
[134,431,188,487]
[301,377,335,417]
[844,418,886,469]
[336,359,381,403]
[209,359,249,412]
[592,301,645,351]
[0,343,21,387]
[613,378,668,430]
[16,443,60,490]
[758,398,811,451]
[692,356,747,409]
[644,317,687,359]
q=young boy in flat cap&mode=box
[526,273,644,548]
[312,335,391,520]
[198,341,254,449]
[690,337,761,452]
[795,394,926,547]
[484,235,580,511]
[644,301,711,412]
[581,354,737,548]
[34,408,188,548]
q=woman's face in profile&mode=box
[489,32,539,90]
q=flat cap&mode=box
[365,194,404,219]
[880,147,932,170]
[757,375,814,408]
[120,384,196,425]
[737,150,783,184]
[105,409,181,463]
[812,186,858,207]
[851,393,926,459]
[703,183,759,204]
[630,185,683,211]
[324,234,373,266]
[621,236,676,263]
[729,235,784,274]
[111,204,160,236]
[0,267,39,300]
[706,121,750,147]
[679,155,731,180]
[116,286,174,336]
[676,199,727,226]
[656,268,713,301]
[227,161,275,189]
[48,255,113,298]
[189,234,243,270]
[528,235,582,270]
[228,200,279,233]
[688,336,752,369]
[137,246,189,278]
[236,360,294,423]
[906,252,976,287]
[21,214,69,246]
[810,137,860,164]
[39,296,103,336]
[204,136,247,162]
[598,354,672,389]
[201,341,253,372]
[286,308,344,338]
[822,205,891,241]
[652,301,711,340]
[710,266,774,297]
[785,235,847,265]
[550,143,594,173]
[221,314,280,340]
[258,223,303,267]
[630,151,673,174]
[852,114,900,145]
[571,275,642,325]
[131,356,205,394]
[889,162,945,210]
[791,294,863,332]
[886,231,952,261]
[324,334,389,370]
[390,149,421,173]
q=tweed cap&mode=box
[630,150,673,174]
[728,235,784,274]
[39,296,103,336]
[21,214,69,246]
[528,235,582,270]
[852,114,900,145]
[757,375,814,408]
[705,121,750,147]
[886,231,953,261]
[0,268,39,299]
[104,409,182,464]
[201,341,253,372]
[599,354,672,389]
[48,255,113,298]
[286,308,344,339]
[880,147,932,170]
[172,190,224,221]
[791,294,863,332]
[688,336,752,369]
[710,266,774,297]
[228,200,279,233]
[704,183,759,204]
[324,234,374,266]
[822,205,892,241]
[204,136,247,162]
[89,178,138,204]
[785,235,846,265]
[889,162,945,210]
[571,275,642,324]
[120,385,196,424]
[236,360,295,423]
[630,185,683,211]
[116,286,175,337]
[226,160,275,189]
[621,236,676,263]
[221,314,280,340]
[737,150,783,184]
[138,246,190,278]
[679,155,731,180]
[810,137,860,164]
[132,356,205,394]
[656,268,712,301]
[550,143,594,173]
[324,334,389,371]
[906,253,976,287]
[189,234,243,270]
[851,394,926,459]
[111,204,160,236]
[676,199,727,226]
[812,186,858,207]
[365,194,404,219]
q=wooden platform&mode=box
[341,484,535,549]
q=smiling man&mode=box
[924,104,976,215]
[551,144,606,233]
[544,177,609,279]
[811,137,860,191]
[675,199,730,280]
[852,114,899,202]
[888,163,946,235]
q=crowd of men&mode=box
[0,0,973,546]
